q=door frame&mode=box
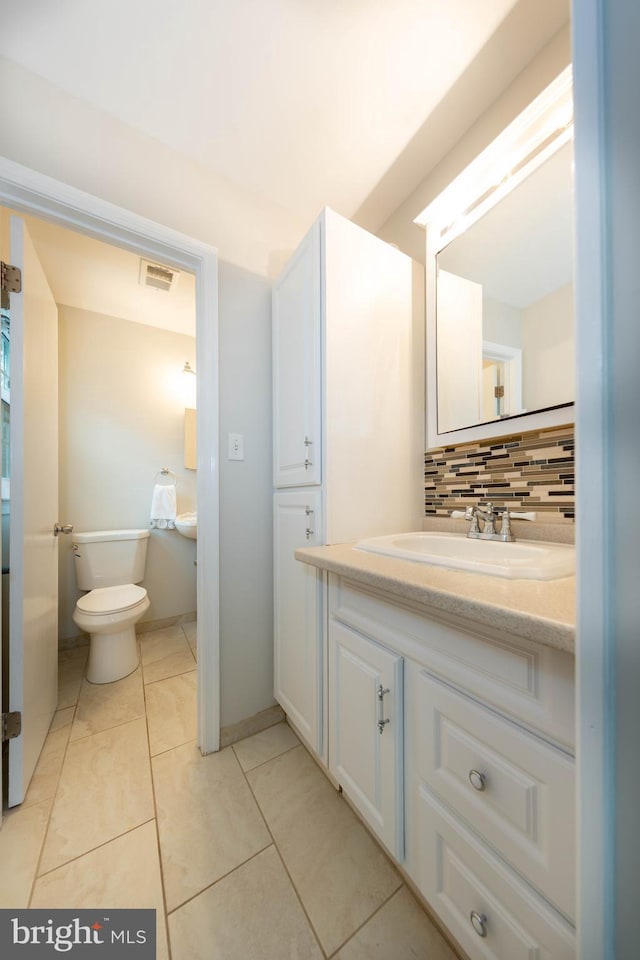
[0,157,220,755]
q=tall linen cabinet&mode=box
[273,207,424,760]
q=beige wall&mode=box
[522,282,574,411]
[58,304,197,640]
[218,262,275,727]
[483,296,522,348]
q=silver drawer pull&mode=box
[304,436,313,470]
[469,769,486,791]
[305,505,314,540]
[470,911,488,938]
[377,684,390,734]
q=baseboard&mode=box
[137,611,197,634]
[220,704,285,748]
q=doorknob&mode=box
[54,523,74,536]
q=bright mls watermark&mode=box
[0,910,156,957]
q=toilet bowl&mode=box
[73,584,150,684]
[71,529,151,684]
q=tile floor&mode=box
[0,621,457,959]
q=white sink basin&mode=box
[356,531,574,580]
[175,512,197,539]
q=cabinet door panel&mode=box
[274,492,323,754]
[329,619,403,858]
[417,787,575,960]
[414,672,575,921]
[273,221,322,487]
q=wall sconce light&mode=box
[182,361,197,470]
[182,360,197,410]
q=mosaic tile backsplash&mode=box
[424,426,574,520]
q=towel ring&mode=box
[154,467,177,486]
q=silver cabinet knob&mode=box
[470,911,488,937]
[469,769,486,791]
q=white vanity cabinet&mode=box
[274,491,323,754]
[325,573,576,960]
[272,222,322,488]
[328,617,404,859]
[272,207,424,760]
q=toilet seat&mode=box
[76,584,147,616]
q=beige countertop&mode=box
[295,542,575,654]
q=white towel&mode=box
[150,484,176,529]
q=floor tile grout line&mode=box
[149,697,271,920]
[142,663,197,687]
[67,705,147,745]
[33,817,157,882]
[179,622,197,667]
[141,654,174,960]
[241,745,329,960]
[143,667,197,689]
[149,731,200,759]
[149,736,198,760]
[139,628,196,675]
[325,884,405,959]
[32,638,198,951]
[27,678,84,905]
[164,841,275,917]
[232,738,301,775]
[242,729,408,959]
[31,650,421,959]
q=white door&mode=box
[272,220,322,487]
[328,619,404,858]
[273,490,323,755]
[6,214,59,807]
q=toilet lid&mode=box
[77,584,147,615]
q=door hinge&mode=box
[1,261,21,294]
[494,385,505,399]
[2,711,22,741]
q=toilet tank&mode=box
[73,529,150,590]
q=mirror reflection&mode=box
[436,139,574,434]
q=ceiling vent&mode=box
[139,258,179,293]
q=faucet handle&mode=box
[500,508,513,538]
[465,505,480,534]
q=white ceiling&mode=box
[11,211,196,336]
[0,0,569,260]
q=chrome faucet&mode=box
[464,502,515,542]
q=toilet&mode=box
[72,529,150,684]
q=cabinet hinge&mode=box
[2,711,22,742]
[0,261,21,294]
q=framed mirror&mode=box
[417,67,575,449]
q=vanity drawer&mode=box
[329,576,575,750]
[417,786,575,960]
[413,671,575,920]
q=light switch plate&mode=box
[228,433,244,460]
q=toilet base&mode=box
[87,625,139,684]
